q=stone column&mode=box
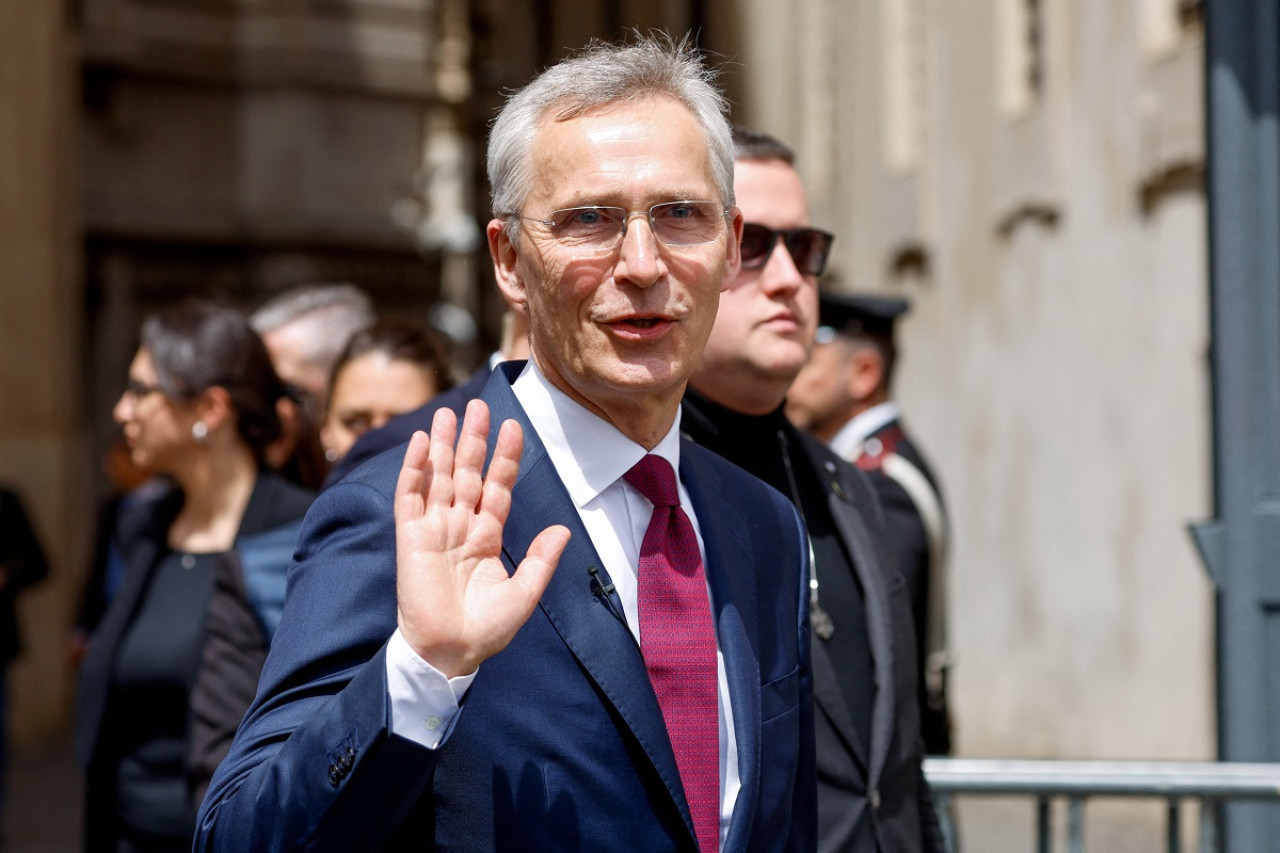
[0,2,90,739]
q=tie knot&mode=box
[624,454,680,508]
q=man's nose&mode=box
[615,214,665,286]
[760,235,804,294]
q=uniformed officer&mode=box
[787,292,953,755]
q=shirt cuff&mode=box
[385,628,477,749]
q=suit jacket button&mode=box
[870,788,881,810]
[328,766,341,787]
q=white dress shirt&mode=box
[828,400,900,462]
[385,361,739,846]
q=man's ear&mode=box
[722,206,744,291]
[847,346,885,403]
[488,219,528,311]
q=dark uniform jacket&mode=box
[854,419,951,755]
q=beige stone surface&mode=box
[735,0,1214,766]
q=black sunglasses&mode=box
[739,223,835,276]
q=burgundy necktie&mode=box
[624,454,720,852]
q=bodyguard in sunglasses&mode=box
[681,126,944,853]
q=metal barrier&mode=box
[923,758,1280,853]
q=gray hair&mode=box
[249,283,375,376]
[250,283,374,335]
[487,33,735,233]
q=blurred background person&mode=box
[70,438,165,667]
[249,283,375,489]
[75,299,314,853]
[322,306,528,486]
[0,486,49,839]
[319,319,455,466]
[787,292,953,755]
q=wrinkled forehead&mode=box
[525,96,719,209]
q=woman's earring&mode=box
[191,421,209,442]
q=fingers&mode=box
[423,407,460,510]
[394,430,432,520]
[452,400,492,511]
[478,419,524,525]
[513,524,571,611]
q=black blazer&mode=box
[75,471,313,853]
[0,487,49,665]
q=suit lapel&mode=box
[480,367,696,842]
[680,444,760,852]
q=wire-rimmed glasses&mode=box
[514,201,731,255]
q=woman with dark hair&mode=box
[75,299,314,853]
[319,319,455,467]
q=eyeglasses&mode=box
[516,201,731,255]
[123,378,164,399]
[739,223,835,276]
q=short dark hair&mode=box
[325,319,456,411]
[731,125,795,164]
[141,299,285,461]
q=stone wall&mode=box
[0,1,88,740]
[733,0,1213,765]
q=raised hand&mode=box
[394,399,570,678]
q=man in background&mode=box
[250,283,375,488]
[250,283,375,407]
[682,125,942,851]
[787,292,952,756]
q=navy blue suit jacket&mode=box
[196,363,816,852]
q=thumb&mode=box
[511,525,571,605]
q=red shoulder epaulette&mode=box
[854,423,905,472]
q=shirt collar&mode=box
[830,400,900,459]
[511,361,683,508]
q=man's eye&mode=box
[555,208,617,231]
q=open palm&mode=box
[394,399,570,678]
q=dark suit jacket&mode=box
[75,472,314,853]
[856,419,951,756]
[322,365,490,488]
[678,394,940,853]
[0,487,48,665]
[792,432,943,853]
[196,363,816,852]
